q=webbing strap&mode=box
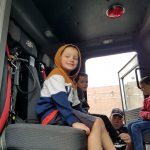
[5,45,10,58]
[0,45,11,133]
[41,68,46,80]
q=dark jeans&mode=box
[128,119,150,150]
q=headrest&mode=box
[8,21,37,58]
[20,33,37,58]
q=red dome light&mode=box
[106,4,125,19]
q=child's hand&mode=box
[119,133,131,144]
[72,122,90,135]
[147,114,150,120]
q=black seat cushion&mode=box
[5,123,87,150]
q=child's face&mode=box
[77,76,88,91]
[61,47,79,74]
[140,83,150,96]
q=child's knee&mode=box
[94,118,105,128]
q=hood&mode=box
[54,44,81,78]
[47,44,81,88]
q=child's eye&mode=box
[73,57,78,60]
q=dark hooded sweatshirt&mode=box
[36,44,83,126]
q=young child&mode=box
[127,76,150,150]
[36,44,116,150]
[75,72,90,112]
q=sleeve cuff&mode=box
[66,115,78,126]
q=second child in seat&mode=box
[127,76,150,150]
[36,44,116,150]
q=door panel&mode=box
[0,0,12,92]
[118,54,144,110]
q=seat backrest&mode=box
[8,20,41,123]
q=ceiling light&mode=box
[102,39,113,44]
[106,4,125,19]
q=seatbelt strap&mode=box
[42,68,46,79]
[40,63,46,80]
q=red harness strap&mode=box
[6,44,10,56]
[42,110,58,125]
[41,68,47,80]
[0,45,11,133]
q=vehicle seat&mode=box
[4,21,87,150]
[125,108,150,146]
